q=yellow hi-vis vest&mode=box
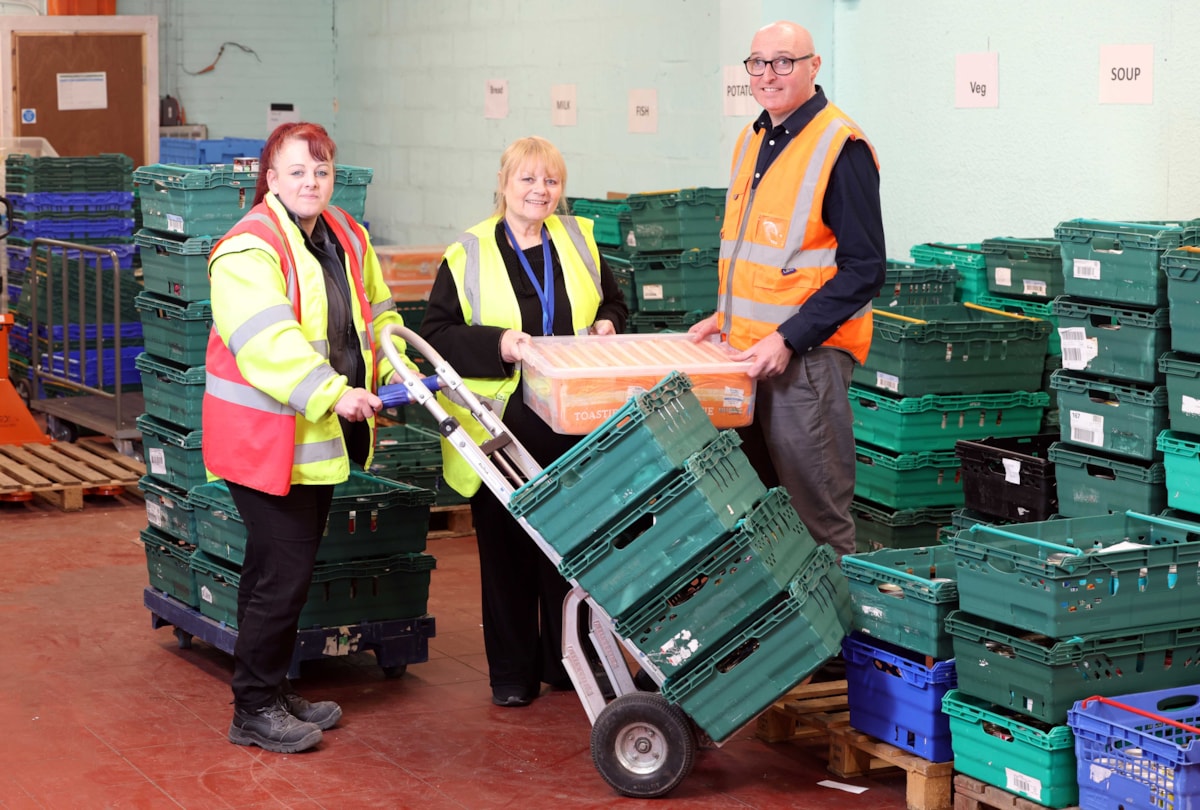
[718,102,879,363]
[438,214,603,497]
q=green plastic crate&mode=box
[190,471,434,566]
[973,293,1061,355]
[133,163,372,238]
[509,371,720,561]
[1052,296,1170,384]
[980,237,1063,300]
[841,544,958,659]
[878,259,958,307]
[605,255,636,313]
[849,385,1049,453]
[133,229,215,302]
[558,431,767,622]
[854,443,963,509]
[134,292,212,367]
[946,510,1200,637]
[1160,430,1200,514]
[851,499,953,552]
[1160,352,1200,434]
[1055,219,1187,308]
[627,309,708,333]
[661,547,850,743]
[630,262,718,313]
[1049,443,1166,517]
[571,198,633,247]
[135,352,205,431]
[1163,246,1200,352]
[624,187,725,251]
[140,526,199,608]
[946,610,1200,724]
[942,690,1077,809]
[1050,370,1168,461]
[909,242,988,302]
[855,304,1050,396]
[372,423,441,469]
[613,488,816,680]
[137,413,207,491]
[139,475,198,543]
[191,549,435,630]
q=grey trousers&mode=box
[737,347,857,559]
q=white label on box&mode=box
[1059,327,1098,369]
[201,584,213,604]
[1002,457,1023,485]
[1070,410,1105,447]
[145,500,165,527]
[166,214,184,234]
[723,386,745,408]
[1023,278,1047,297]
[995,266,1012,287]
[875,371,900,392]
[1074,258,1102,279]
[149,447,167,475]
[1005,768,1042,802]
[642,284,664,301]
[1184,394,1200,416]
[860,605,884,619]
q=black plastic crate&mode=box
[955,433,1058,522]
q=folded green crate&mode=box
[1160,352,1200,434]
[1163,245,1200,353]
[135,292,212,367]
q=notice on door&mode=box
[57,71,108,111]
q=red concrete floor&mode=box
[0,494,911,809]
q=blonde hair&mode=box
[493,136,569,218]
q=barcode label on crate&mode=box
[145,500,165,527]
[874,371,899,392]
[1184,394,1200,416]
[1005,767,1043,801]
[1069,410,1105,447]
[1073,258,1101,279]
[149,447,167,475]
[1059,327,1098,370]
[166,214,184,234]
[641,284,664,300]
[994,266,1012,287]
[1022,278,1047,297]
[1003,457,1023,485]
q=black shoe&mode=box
[492,688,533,707]
[228,698,323,753]
[283,692,342,730]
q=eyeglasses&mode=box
[743,54,814,76]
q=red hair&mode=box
[253,122,337,205]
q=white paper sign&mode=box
[723,65,757,116]
[1002,458,1023,485]
[551,84,577,127]
[955,52,998,108]
[57,72,107,111]
[267,103,299,132]
[484,79,509,119]
[628,88,657,134]
[1099,44,1154,105]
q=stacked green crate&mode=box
[1158,241,1200,516]
[1047,219,1183,517]
[909,242,988,303]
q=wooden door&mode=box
[12,31,146,163]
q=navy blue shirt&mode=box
[749,87,886,354]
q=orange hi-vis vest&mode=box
[718,102,878,363]
[202,199,377,496]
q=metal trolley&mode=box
[377,324,845,798]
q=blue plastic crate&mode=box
[158,138,227,165]
[843,633,957,762]
[217,137,266,162]
[39,345,142,388]
[32,320,143,343]
[13,217,135,240]
[9,191,135,214]
[1070,687,1200,810]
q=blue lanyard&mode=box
[502,220,555,336]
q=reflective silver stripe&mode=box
[324,207,366,266]
[729,128,756,185]
[729,295,872,327]
[358,329,371,348]
[558,216,602,294]
[228,303,296,356]
[294,436,345,465]
[732,242,837,269]
[288,363,339,413]
[721,186,757,338]
[310,339,329,358]
[777,121,847,263]
[371,299,394,319]
[206,374,294,415]
[458,231,483,325]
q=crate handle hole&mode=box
[1158,694,1200,713]
[716,638,759,673]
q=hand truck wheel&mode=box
[589,692,696,798]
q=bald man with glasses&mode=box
[691,20,886,560]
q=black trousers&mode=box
[471,485,571,695]
[227,481,335,711]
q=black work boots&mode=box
[228,695,335,753]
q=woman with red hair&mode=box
[203,122,411,753]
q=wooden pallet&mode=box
[827,726,954,810]
[427,503,473,538]
[0,438,145,510]
[756,678,850,745]
[953,774,1079,810]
